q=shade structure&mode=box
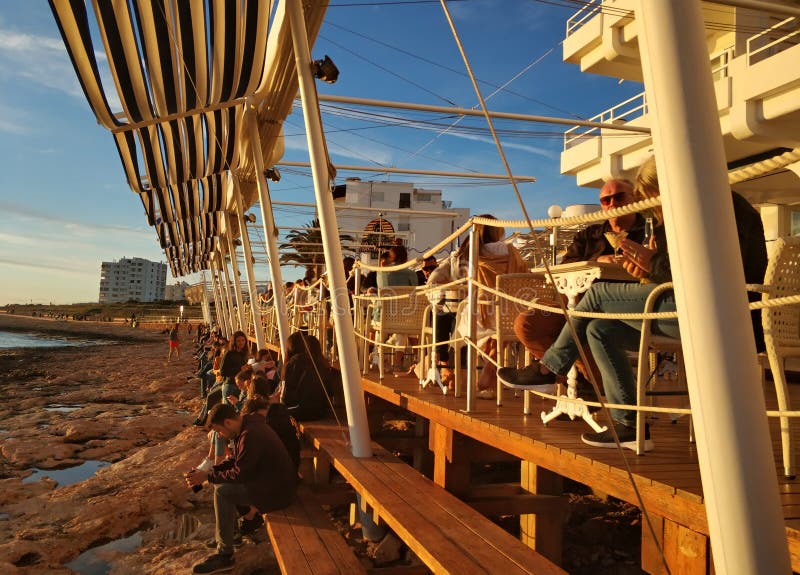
[49,0,329,276]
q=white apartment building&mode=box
[332,179,470,264]
[165,281,191,301]
[99,257,167,303]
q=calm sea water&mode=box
[0,330,106,349]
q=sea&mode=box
[0,330,107,349]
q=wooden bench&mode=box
[302,422,567,575]
[264,486,367,575]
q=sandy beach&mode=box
[0,315,280,574]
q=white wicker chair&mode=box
[366,286,428,380]
[635,282,687,455]
[757,235,800,478]
[494,273,554,409]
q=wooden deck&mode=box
[355,369,800,573]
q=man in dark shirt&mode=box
[512,179,644,368]
[186,404,297,574]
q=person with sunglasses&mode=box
[502,179,646,393]
[561,179,646,264]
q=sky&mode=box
[0,0,642,305]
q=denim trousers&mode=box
[540,281,678,427]
[214,483,251,555]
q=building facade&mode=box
[99,257,167,303]
[333,179,470,264]
[165,281,190,301]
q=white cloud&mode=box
[0,201,152,238]
[0,26,122,112]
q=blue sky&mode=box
[0,0,641,305]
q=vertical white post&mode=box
[210,258,229,337]
[637,2,790,573]
[218,248,237,334]
[464,224,479,413]
[246,104,291,359]
[287,0,372,458]
[231,175,266,350]
[225,218,248,332]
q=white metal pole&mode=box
[246,104,291,360]
[637,2,790,573]
[287,0,372,458]
[225,222,247,332]
[218,248,237,334]
[231,175,266,350]
[210,259,228,337]
[464,224,479,412]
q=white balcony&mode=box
[563,0,736,82]
[561,31,800,192]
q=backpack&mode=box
[266,403,301,471]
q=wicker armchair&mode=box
[757,235,800,478]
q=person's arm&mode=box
[208,429,262,483]
[561,229,590,264]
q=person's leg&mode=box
[585,319,641,426]
[214,483,251,555]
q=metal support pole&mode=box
[246,103,290,359]
[219,248,237,334]
[464,224,479,413]
[231,175,266,350]
[210,259,229,337]
[637,2,791,573]
[287,0,372,458]
[225,217,248,332]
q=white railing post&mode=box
[209,264,225,336]
[218,248,237,335]
[245,103,291,360]
[225,214,248,333]
[231,174,266,350]
[637,2,791,573]
[287,0,372,458]
[464,223,479,413]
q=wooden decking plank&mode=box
[266,505,314,574]
[365,449,550,575]
[296,492,366,574]
[308,430,488,575]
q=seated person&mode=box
[282,332,338,421]
[374,244,419,371]
[428,214,528,398]
[512,179,644,381]
[186,403,297,574]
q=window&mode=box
[417,193,432,202]
[399,192,411,209]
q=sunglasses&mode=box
[599,192,629,206]
[423,265,437,272]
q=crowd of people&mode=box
[180,322,341,574]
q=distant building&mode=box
[332,179,470,264]
[165,281,190,301]
[99,257,167,303]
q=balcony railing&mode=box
[563,91,647,151]
[747,17,800,66]
[565,0,602,37]
[562,47,733,152]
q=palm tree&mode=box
[279,218,355,275]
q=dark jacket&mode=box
[562,214,646,264]
[219,348,247,380]
[208,413,297,512]
[282,353,334,421]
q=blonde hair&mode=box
[634,156,662,223]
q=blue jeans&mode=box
[540,281,678,427]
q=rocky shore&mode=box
[0,315,279,574]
